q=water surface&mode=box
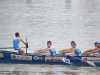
[0,0,100,75]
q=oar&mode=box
[72,56,96,67]
[0,47,26,49]
[0,47,13,49]
[62,55,96,67]
[26,39,28,55]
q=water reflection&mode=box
[0,71,82,75]
[27,0,32,3]
[18,0,30,3]
[0,69,99,75]
[0,64,100,75]
[65,0,71,9]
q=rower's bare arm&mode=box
[64,48,74,53]
[40,48,48,52]
[34,50,41,54]
[47,48,52,51]
[20,38,26,45]
[59,49,67,52]
[91,49,100,53]
[59,48,72,52]
[84,48,97,53]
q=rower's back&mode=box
[13,37,21,50]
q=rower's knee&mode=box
[19,50,25,55]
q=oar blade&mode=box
[87,61,96,67]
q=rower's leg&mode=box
[34,50,41,54]
[43,51,50,56]
[59,50,64,54]
[44,54,50,56]
[34,51,38,54]
[83,52,86,54]
[83,51,92,55]
[19,50,25,55]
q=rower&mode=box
[34,41,56,56]
[59,41,82,56]
[83,42,98,55]
[13,32,27,54]
[90,42,100,56]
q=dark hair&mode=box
[47,41,52,45]
[71,41,75,44]
[15,32,19,37]
[94,42,98,45]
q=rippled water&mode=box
[0,64,100,75]
[0,0,100,75]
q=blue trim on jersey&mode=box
[99,52,100,54]
[50,47,56,56]
[74,49,82,56]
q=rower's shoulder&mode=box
[13,37,19,40]
[18,37,22,40]
[51,46,55,48]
